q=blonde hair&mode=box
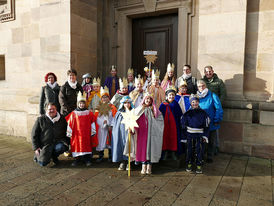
[197,79,207,87]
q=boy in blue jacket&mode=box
[181,94,210,174]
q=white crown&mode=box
[167,63,175,72]
[134,74,143,85]
[152,69,160,80]
[178,79,187,88]
[92,77,101,86]
[77,92,86,102]
[119,77,128,88]
[100,86,109,97]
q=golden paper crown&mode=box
[134,74,144,85]
[165,85,177,94]
[77,92,87,102]
[92,77,101,86]
[119,77,128,88]
[111,65,117,71]
[189,94,199,102]
[144,67,152,72]
[167,63,175,72]
[100,86,109,97]
[152,69,160,80]
[127,68,134,75]
[178,79,187,88]
[144,91,153,98]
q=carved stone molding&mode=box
[143,0,157,12]
[0,0,15,23]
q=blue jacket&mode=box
[198,90,223,131]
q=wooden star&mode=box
[121,108,139,131]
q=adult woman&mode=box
[40,72,60,115]
[196,80,223,163]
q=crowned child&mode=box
[127,68,135,93]
[129,75,145,108]
[161,63,176,91]
[94,86,117,162]
[104,65,119,99]
[174,79,191,114]
[86,77,101,111]
[81,73,93,100]
[110,77,129,109]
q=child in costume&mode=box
[174,79,191,114]
[161,63,176,91]
[104,65,119,98]
[66,92,97,166]
[94,86,117,162]
[81,73,93,100]
[134,93,164,174]
[147,69,165,116]
[142,67,152,91]
[112,96,135,171]
[127,68,135,93]
[110,78,129,109]
[159,86,183,160]
[129,75,144,108]
[181,94,210,174]
[87,78,101,111]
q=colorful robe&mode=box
[147,85,165,115]
[87,91,101,111]
[104,76,119,98]
[110,91,128,109]
[175,93,190,114]
[159,100,183,155]
[129,89,144,108]
[66,109,97,157]
[134,106,164,163]
[111,108,135,162]
[94,103,117,151]
[82,83,93,100]
[128,82,135,93]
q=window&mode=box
[0,55,5,80]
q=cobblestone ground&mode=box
[0,134,273,206]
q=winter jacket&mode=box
[59,81,83,117]
[31,114,69,164]
[175,76,197,95]
[198,90,223,131]
[39,84,60,115]
[202,73,226,103]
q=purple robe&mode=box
[104,76,119,98]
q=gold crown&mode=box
[92,77,101,86]
[119,77,128,88]
[167,63,175,72]
[144,91,153,98]
[178,79,187,88]
[134,74,144,85]
[152,69,160,80]
[100,86,109,97]
[189,94,199,102]
[111,65,117,71]
[165,85,177,93]
[144,67,152,72]
[127,68,134,75]
[77,92,87,102]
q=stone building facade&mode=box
[0,0,274,159]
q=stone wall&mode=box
[0,0,71,141]
[71,0,98,78]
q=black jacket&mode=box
[39,84,60,115]
[59,81,83,116]
[31,114,69,163]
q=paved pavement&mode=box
[0,134,273,206]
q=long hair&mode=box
[162,72,176,86]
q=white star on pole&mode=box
[121,108,139,131]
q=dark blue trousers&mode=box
[186,135,203,166]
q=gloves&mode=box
[202,136,208,143]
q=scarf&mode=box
[47,82,57,89]
[182,73,192,80]
[68,80,77,89]
[197,88,209,98]
[46,112,60,123]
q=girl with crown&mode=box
[110,78,129,109]
[174,79,191,114]
[134,92,164,174]
[112,96,135,171]
[94,86,117,162]
[127,68,135,93]
[142,67,152,91]
[159,86,183,160]
[161,63,176,91]
[147,69,165,115]
[86,78,101,111]
[66,92,97,166]
[129,75,144,108]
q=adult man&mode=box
[175,65,197,94]
[31,102,69,166]
[202,65,226,103]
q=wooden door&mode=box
[132,13,178,80]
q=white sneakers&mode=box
[141,164,152,175]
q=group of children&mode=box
[62,63,217,175]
